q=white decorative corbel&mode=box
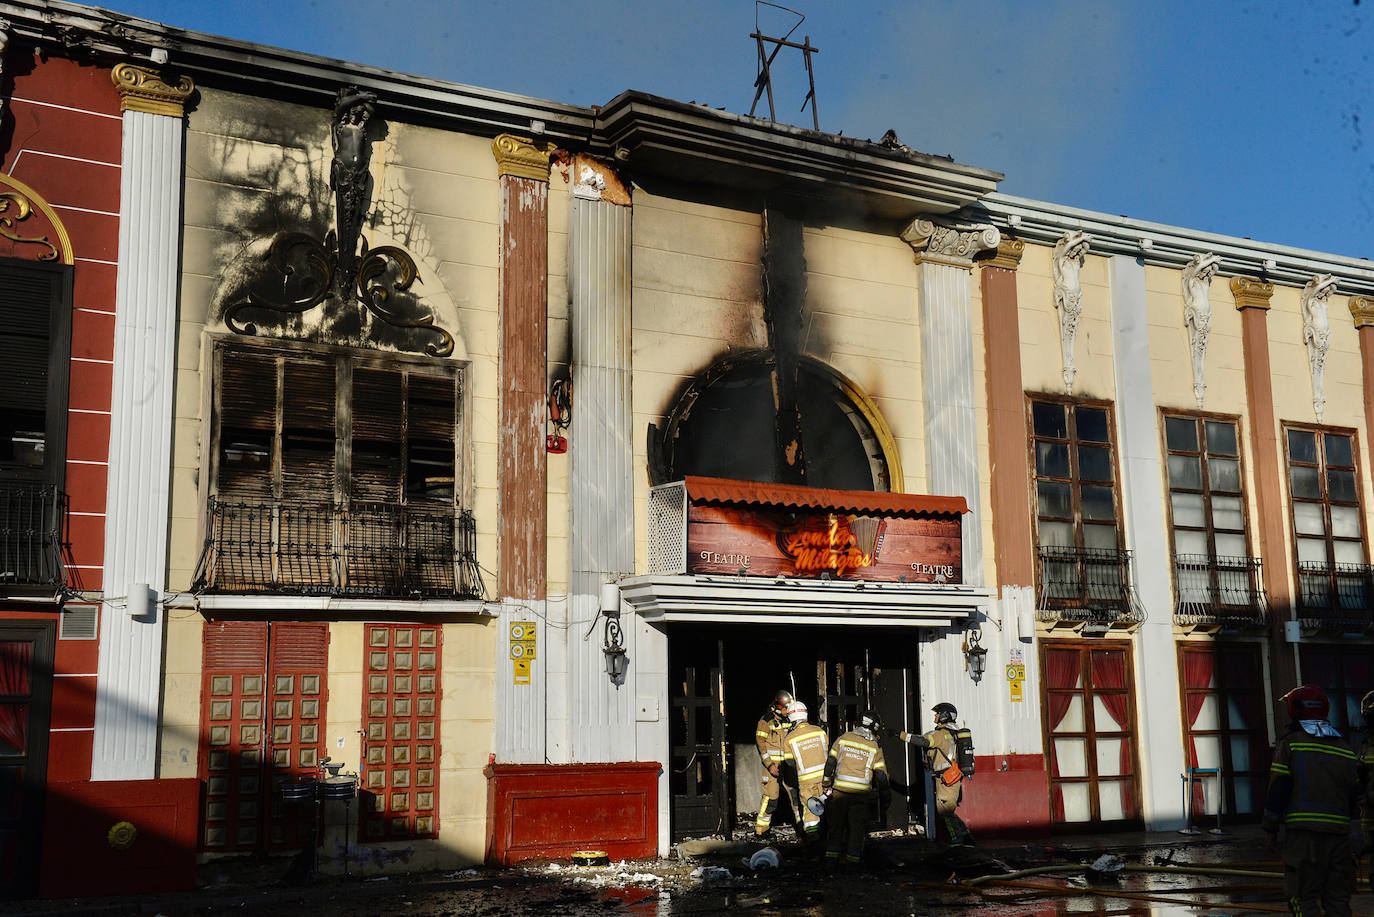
[1302,273,1338,421]
[1052,230,1091,392]
[1181,253,1220,408]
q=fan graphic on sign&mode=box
[777,514,883,577]
[509,622,536,685]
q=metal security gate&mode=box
[199,621,329,852]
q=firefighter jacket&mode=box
[823,729,887,795]
[756,714,787,767]
[1262,723,1359,835]
[784,722,829,783]
[901,727,958,776]
[1357,733,1374,833]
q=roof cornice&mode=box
[975,193,1374,294]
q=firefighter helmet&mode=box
[1362,691,1374,727]
[933,702,958,725]
[858,710,881,734]
[771,690,795,718]
[787,700,809,724]
[1281,684,1330,721]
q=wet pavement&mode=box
[7,824,1374,916]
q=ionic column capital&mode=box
[492,134,552,181]
[111,63,193,117]
[1350,296,1374,329]
[978,237,1025,271]
[901,214,1000,268]
[1230,276,1275,311]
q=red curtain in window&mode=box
[1091,648,1134,818]
[0,641,32,755]
[1045,649,1081,822]
[1181,647,1216,818]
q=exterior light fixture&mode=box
[600,582,627,683]
[963,627,988,683]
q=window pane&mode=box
[1054,695,1085,732]
[1175,529,1208,555]
[1076,408,1110,443]
[1033,401,1067,438]
[1209,458,1240,493]
[1053,738,1088,777]
[1096,737,1126,777]
[1294,502,1326,535]
[1288,430,1317,464]
[1037,442,1069,477]
[1059,782,1091,823]
[1211,495,1244,531]
[1038,481,1072,518]
[1215,533,1247,557]
[1166,416,1198,452]
[1082,485,1115,520]
[1038,521,1074,547]
[1084,524,1117,549]
[1205,421,1238,456]
[1334,540,1365,564]
[1169,455,1201,489]
[1328,469,1357,503]
[1094,695,1128,731]
[1325,433,1354,468]
[1171,492,1205,528]
[1290,466,1321,500]
[1079,445,1113,482]
[1331,505,1361,539]
[1193,694,1221,730]
[1298,537,1328,563]
[1097,780,1132,822]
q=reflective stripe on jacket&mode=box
[785,723,829,780]
[1262,726,1358,835]
[756,715,787,764]
[826,730,886,793]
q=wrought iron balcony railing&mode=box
[194,498,483,600]
[1036,545,1146,627]
[1173,554,1269,629]
[0,481,67,592]
[1297,561,1374,630]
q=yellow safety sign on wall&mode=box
[510,621,537,684]
[1006,663,1026,703]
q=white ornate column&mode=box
[92,64,193,781]
[1302,274,1337,421]
[901,215,999,585]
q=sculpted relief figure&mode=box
[1302,273,1338,420]
[1181,253,1221,408]
[1052,230,1091,392]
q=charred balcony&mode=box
[1172,554,1268,630]
[0,482,67,593]
[1296,561,1374,631]
[194,498,482,599]
[1036,545,1146,628]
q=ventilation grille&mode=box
[203,621,268,669]
[270,622,330,672]
[59,603,98,640]
[647,482,687,575]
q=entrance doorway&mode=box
[667,624,920,841]
[0,621,53,898]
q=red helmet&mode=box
[1281,684,1329,720]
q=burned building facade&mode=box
[2,0,1374,896]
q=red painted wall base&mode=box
[38,778,200,898]
[958,754,1051,838]
[485,762,660,865]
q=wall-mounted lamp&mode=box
[963,627,988,683]
[600,582,627,683]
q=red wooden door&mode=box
[361,623,441,840]
[200,622,329,852]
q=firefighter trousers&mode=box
[934,778,973,846]
[824,790,873,864]
[1280,828,1354,917]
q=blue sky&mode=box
[107,0,1373,258]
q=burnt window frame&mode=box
[1160,411,1251,563]
[0,256,73,487]
[1027,393,1124,554]
[206,336,467,509]
[1283,423,1367,573]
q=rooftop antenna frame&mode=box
[749,1,820,131]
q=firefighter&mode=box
[821,710,889,866]
[1262,684,1358,917]
[781,700,829,856]
[898,701,974,846]
[753,689,794,836]
[1357,691,1374,889]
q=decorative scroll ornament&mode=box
[110,63,194,117]
[1350,295,1374,329]
[224,86,454,358]
[1181,253,1221,408]
[900,215,1000,267]
[1052,230,1091,392]
[491,134,553,181]
[0,189,59,261]
[1230,276,1274,311]
[1302,273,1338,420]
